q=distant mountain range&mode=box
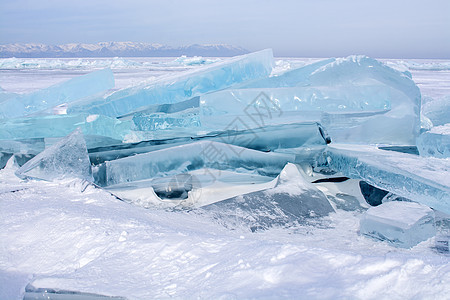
[0,42,249,58]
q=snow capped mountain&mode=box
[0,42,248,58]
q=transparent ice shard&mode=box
[0,69,114,119]
[311,56,421,144]
[15,128,93,182]
[309,55,421,103]
[202,163,334,230]
[199,55,421,145]
[417,124,450,158]
[106,168,278,209]
[88,122,328,165]
[422,95,450,126]
[325,144,450,214]
[360,201,435,248]
[66,49,274,117]
[95,141,294,187]
[200,85,391,115]
[0,114,131,145]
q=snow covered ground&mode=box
[1,57,449,299]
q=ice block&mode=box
[360,201,435,248]
[66,49,274,117]
[0,69,115,119]
[15,128,93,182]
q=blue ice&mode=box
[417,125,450,158]
[199,55,420,145]
[0,113,132,145]
[66,49,274,117]
[360,201,435,248]
[95,141,295,187]
[325,144,450,214]
[0,69,114,119]
[15,128,93,182]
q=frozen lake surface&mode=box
[1,56,449,299]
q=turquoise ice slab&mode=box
[198,55,421,145]
[15,128,93,182]
[66,49,274,117]
[95,141,295,187]
[0,113,132,142]
[88,122,328,165]
[325,144,450,214]
[0,69,114,119]
[309,55,421,104]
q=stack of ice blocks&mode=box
[1,49,449,245]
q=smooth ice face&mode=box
[15,128,93,182]
[235,58,336,88]
[0,113,132,143]
[88,122,328,165]
[106,169,278,209]
[95,140,294,187]
[132,109,201,131]
[66,49,274,117]
[309,55,421,103]
[360,201,435,248]
[417,124,450,158]
[325,144,450,214]
[422,95,450,126]
[311,56,420,144]
[200,85,391,116]
[0,69,114,119]
[203,163,334,230]
[0,90,17,104]
[200,55,420,145]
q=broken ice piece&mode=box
[422,95,450,127]
[360,201,435,248]
[0,69,114,119]
[0,113,131,142]
[325,144,450,214]
[202,163,334,230]
[96,140,294,187]
[15,128,93,182]
[416,124,450,158]
[66,49,274,117]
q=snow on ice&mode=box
[0,52,449,299]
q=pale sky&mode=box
[0,0,449,58]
